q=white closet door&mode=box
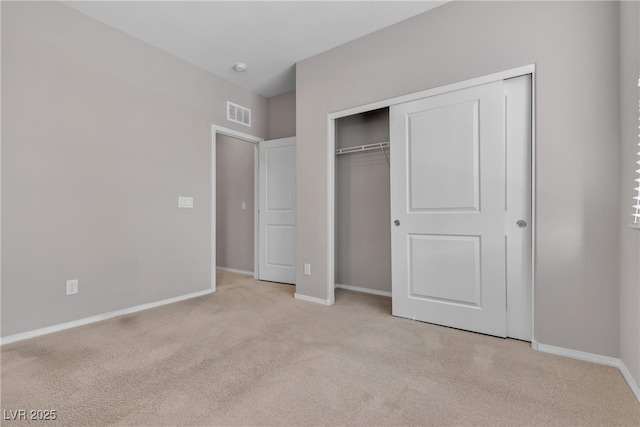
[505,75,532,341]
[259,137,296,284]
[390,81,507,337]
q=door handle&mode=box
[516,220,527,228]
[394,220,400,226]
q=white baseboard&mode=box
[294,293,332,305]
[0,288,214,346]
[335,283,392,297]
[619,360,640,402]
[216,266,254,276]
[533,341,640,402]
[533,341,619,366]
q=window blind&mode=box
[633,77,640,226]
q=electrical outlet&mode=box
[304,263,311,276]
[66,279,78,295]
[178,196,193,208]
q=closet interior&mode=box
[335,107,392,296]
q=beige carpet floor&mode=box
[1,269,639,426]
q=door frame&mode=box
[326,64,536,340]
[211,125,263,292]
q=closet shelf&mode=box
[334,142,390,155]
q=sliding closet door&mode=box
[390,80,507,337]
[504,75,532,341]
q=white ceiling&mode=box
[62,1,447,98]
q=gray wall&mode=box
[619,1,640,388]
[1,1,267,337]
[267,90,296,140]
[335,109,391,293]
[296,1,621,357]
[216,135,255,273]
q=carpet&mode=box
[1,269,638,426]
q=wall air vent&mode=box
[227,101,251,127]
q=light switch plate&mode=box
[178,196,193,208]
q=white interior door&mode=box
[259,137,296,284]
[390,80,508,337]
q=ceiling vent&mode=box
[227,101,251,127]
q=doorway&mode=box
[211,125,263,291]
[211,126,297,291]
[216,134,257,276]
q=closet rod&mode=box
[334,141,390,155]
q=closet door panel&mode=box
[390,80,507,338]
